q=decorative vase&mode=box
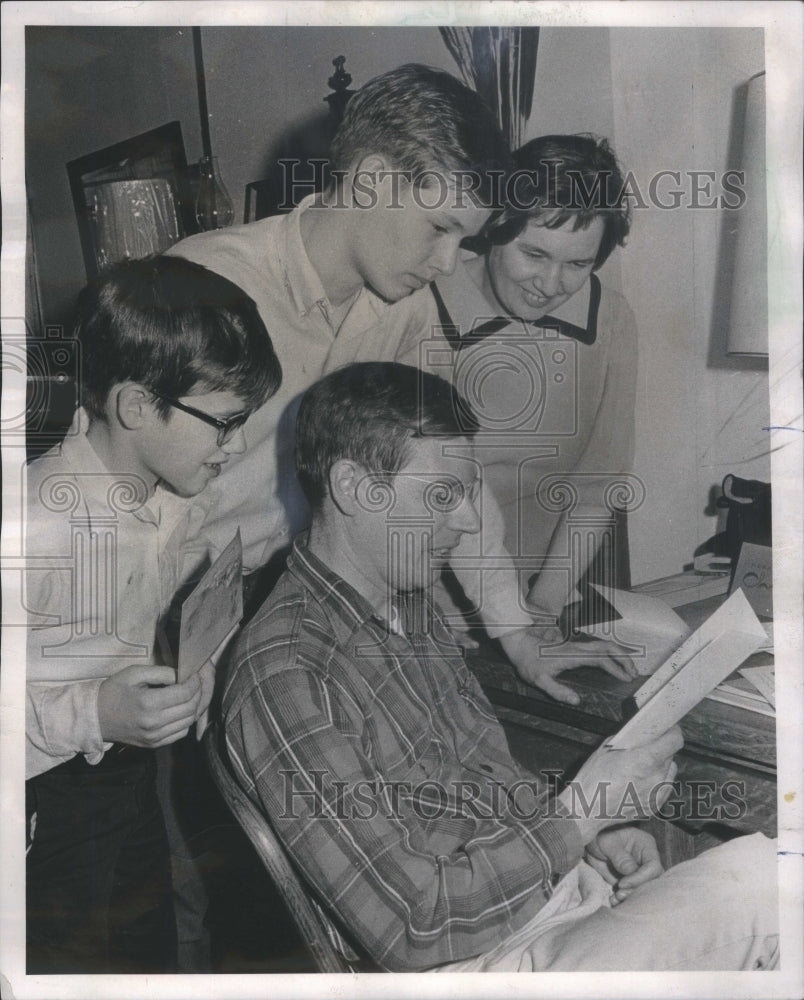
[195,155,234,231]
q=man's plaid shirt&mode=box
[222,535,583,970]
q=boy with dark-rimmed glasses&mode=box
[24,254,281,972]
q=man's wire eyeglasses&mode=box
[391,472,481,513]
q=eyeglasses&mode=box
[390,472,481,513]
[151,392,250,447]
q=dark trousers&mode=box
[26,748,177,974]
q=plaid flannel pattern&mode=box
[223,535,583,970]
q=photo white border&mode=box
[2,3,801,998]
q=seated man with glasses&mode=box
[24,254,281,973]
[222,361,778,973]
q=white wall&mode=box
[525,27,622,294]
[609,27,768,582]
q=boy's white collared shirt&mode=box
[24,408,215,778]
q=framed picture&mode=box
[66,120,197,279]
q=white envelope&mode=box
[578,584,690,675]
[606,588,767,750]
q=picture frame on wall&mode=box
[66,120,197,279]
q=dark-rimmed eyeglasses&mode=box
[151,392,250,447]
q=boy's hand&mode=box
[98,664,203,747]
[499,626,638,705]
[585,826,664,905]
[558,726,682,844]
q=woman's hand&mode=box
[499,626,637,705]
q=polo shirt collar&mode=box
[280,195,331,317]
[281,195,391,329]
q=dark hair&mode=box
[296,362,477,509]
[74,255,282,421]
[482,134,631,268]
[329,63,510,206]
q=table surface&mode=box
[467,591,777,837]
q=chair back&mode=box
[203,725,360,973]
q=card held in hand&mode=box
[177,530,243,682]
[606,588,767,750]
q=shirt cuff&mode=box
[29,677,108,761]
[530,800,585,876]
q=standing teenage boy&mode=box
[25,255,281,972]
